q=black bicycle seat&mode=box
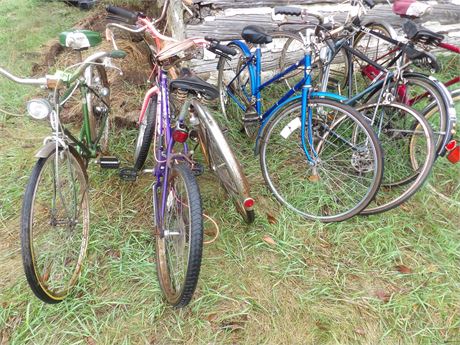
[241,25,273,45]
[170,76,219,100]
[402,20,444,45]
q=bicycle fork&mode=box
[300,47,318,167]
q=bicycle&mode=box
[351,0,459,161]
[272,2,443,214]
[106,4,254,306]
[217,14,384,222]
[274,1,455,160]
[0,29,125,303]
[106,4,255,224]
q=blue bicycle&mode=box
[217,21,384,222]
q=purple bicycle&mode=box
[106,5,242,307]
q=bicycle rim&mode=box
[21,147,89,303]
[359,102,436,215]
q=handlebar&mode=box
[106,5,143,24]
[0,50,125,88]
[363,0,375,9]
[0,67,47,86]
[205,37,237,59]
[275,6,302,16]
[274,6,325,25]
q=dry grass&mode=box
[1,1,459,345]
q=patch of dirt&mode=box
[30,8,155,128]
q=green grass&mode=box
[1,1,460,344]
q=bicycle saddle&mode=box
[170,75,219,100]
[241,25,273,45]
[402,20,444,45]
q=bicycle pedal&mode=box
[119,167,138,181]
[192,163,205,176]
[244,111,259,123]
[98,156,120,169]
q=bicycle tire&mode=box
[260,98,383,222]
[21,146,89,303]
[413,89,460,202]
[86,62,110,153]
[195,102,255,223]
[155,163,203,307]
[358,102,436,215]
[134,95,157,171]
[399,74,450,156]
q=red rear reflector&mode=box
[173,129,188,143]
[447,146,460,164]
[446,139,457,151]
[243,198,255,209]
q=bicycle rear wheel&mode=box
[155,163,203,307]
[412,89,460,202]
[217,42,254,135]
[389,73,449,156]
[196,103,255,223]
[21,146,89,303]
[358,102,436,215]
[260,98,383,222]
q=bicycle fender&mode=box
[35,141,63,158]
[403,71,457,155]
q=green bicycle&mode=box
[0,29,125,303]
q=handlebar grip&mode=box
[109,50,127,59]
[274,6,302,16]
[214,43,237,56]
[106,6,138,22]
[363,0,375,9]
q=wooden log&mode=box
[160,0,460,74]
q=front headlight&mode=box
[26,99,52,120]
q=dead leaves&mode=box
[262,235,276,246]
[85,337,96,345]
[374,289,392,303]
[395,264,412,274]
[266,213,277,225]
[206,313,248,333]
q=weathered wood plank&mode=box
[182,1,460,74]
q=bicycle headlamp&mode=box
[26,99,52,120]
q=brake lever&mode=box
[103,57,123,76]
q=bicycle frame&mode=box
[60,82,109,159]
[226,39,344,158]
[151,70,190,238]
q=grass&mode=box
[1,1,460,344]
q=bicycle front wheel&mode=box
[155,163,203,307]
[260,98,383,222]
[358,102,436,215]
[21,146,89,303]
